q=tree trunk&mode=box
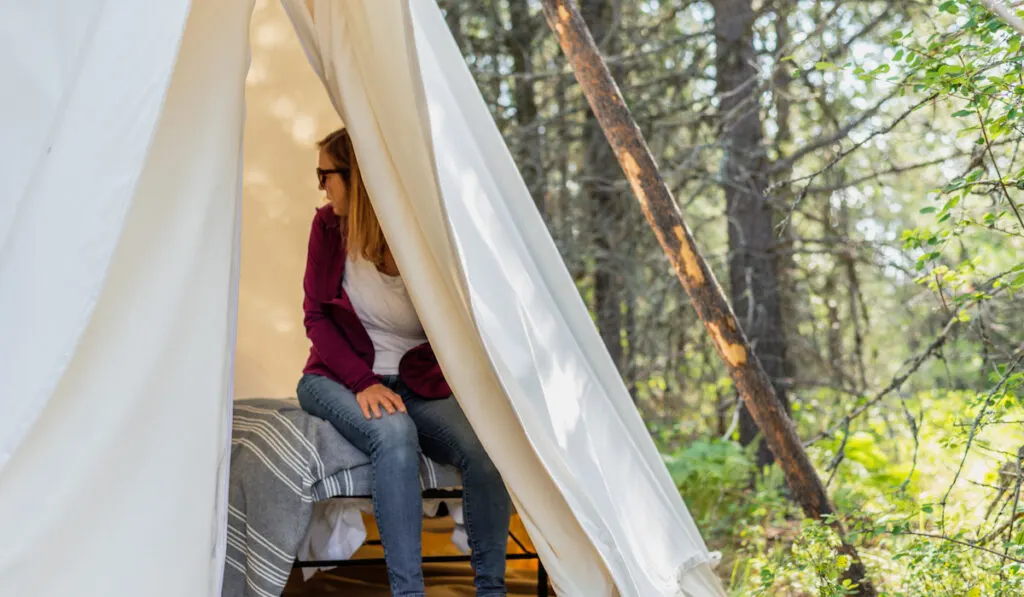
[712,0,791,469]
[581,0,625,372]
[841,200,869,391]
[771,0,801,407]
[624,279,638,401]
[440,1,467,57]
[821,196,845,386]
[539,1,877,594]
[506,0,545,217]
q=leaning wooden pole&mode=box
[540,1,877,594]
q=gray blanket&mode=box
[222,398,460,597]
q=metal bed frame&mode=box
[292,489,550,597]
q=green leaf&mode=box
[939,0,959,13]
[920,206,937,214]
[943,177,967,191]
[952,109,974,117]
[780,55,795,62]
[966,168,984,182]
[815,61,836,71]
[894,49,904,62]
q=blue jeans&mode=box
[297,373,510,597]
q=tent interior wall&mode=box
[0,1,725,596]
[237,0,338,400]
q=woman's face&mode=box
[318,149,348,216]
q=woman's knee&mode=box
[369,413,419,460]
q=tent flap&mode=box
[0,0,252,595]
[284,1,725,595]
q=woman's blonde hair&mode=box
[318,128,388,268]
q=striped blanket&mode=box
[222,398,461,597]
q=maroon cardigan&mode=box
[301,205,451,399]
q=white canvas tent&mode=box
[0,1,726,596]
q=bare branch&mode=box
[769,81,920,176]
[804,268,1018,446]
[940,349,1024,531]
[773,92,939,230]
[901,530,1024,565]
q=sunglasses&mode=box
[317,166,350,189]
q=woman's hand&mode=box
[355,384,407,419]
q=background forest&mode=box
[436,0,1024,594]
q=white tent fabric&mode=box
[0,0,249,595]
[0,1,725,596]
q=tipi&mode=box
[0,1,725,596]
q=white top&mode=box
[342,255,427,375]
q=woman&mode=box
[296,128,511,597]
